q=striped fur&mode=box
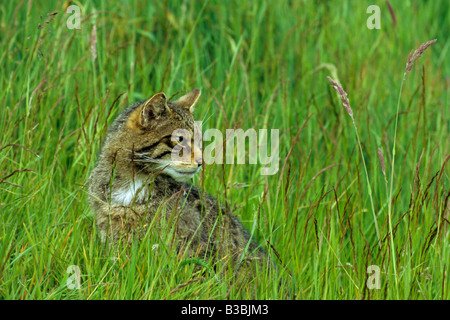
[87,89,269,283]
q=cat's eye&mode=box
[170,135,184,147]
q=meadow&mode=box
[0,0,448,299]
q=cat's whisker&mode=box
[202,111,213,124]
[128,157,169,164]
[154,163,170,170]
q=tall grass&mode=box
[327,76,381,246]
[0,0,449,299]
[327,38,440,298]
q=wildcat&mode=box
[87,89,268,281]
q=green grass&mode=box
[0,0,449,299]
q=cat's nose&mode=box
[194,157,203,166]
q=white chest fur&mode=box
[111,178,148,206]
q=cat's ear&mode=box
[127,92,169,129]
[172,89,201,113]
[142,92,169,119]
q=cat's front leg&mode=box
[95,203,150,245]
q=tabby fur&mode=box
[87,89,268,280]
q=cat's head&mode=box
[106,89,203,182]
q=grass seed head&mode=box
[378,147,386,177]
[405,39,437,74]
[327,76,353,117]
